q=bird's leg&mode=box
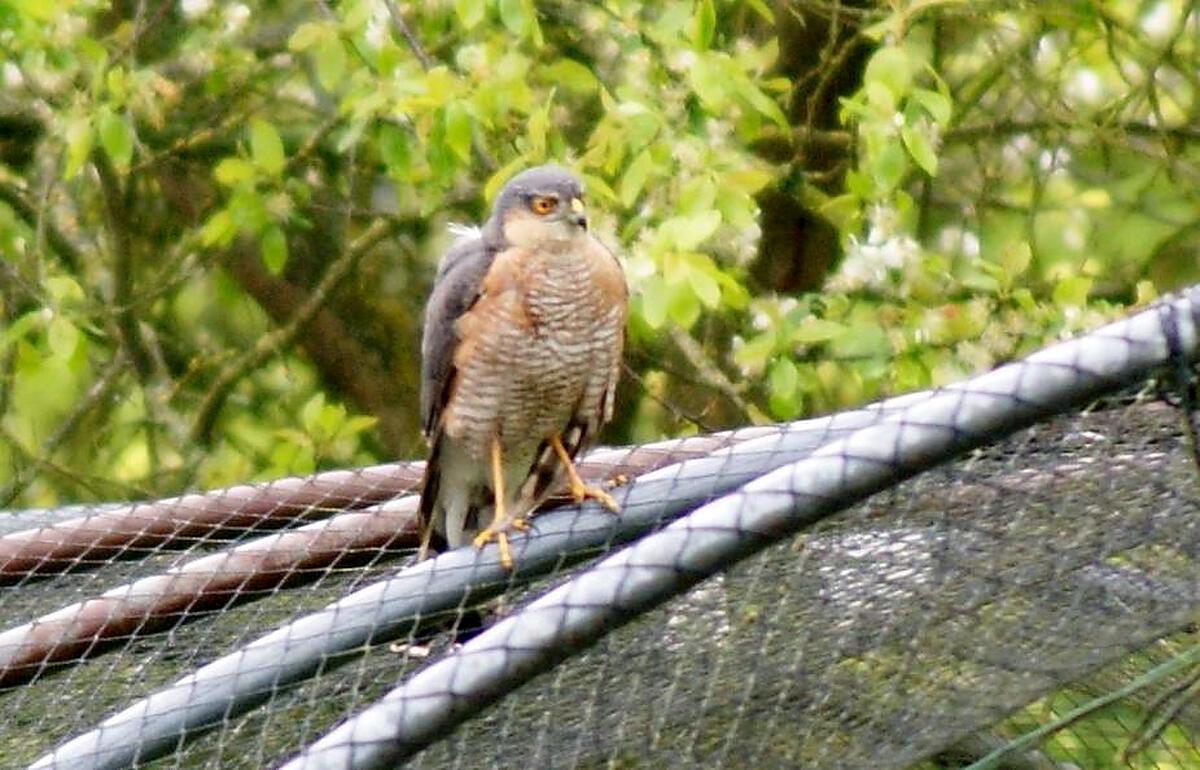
[550,435,619,513]
[471,437,528,570]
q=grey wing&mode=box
[420,233,497,438]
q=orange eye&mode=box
[530,196,557,215]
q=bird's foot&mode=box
[567,477,620,513]
[551,434,621,514]
[472,517,530,571]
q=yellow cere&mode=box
[570,197,585,213]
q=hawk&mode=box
[417,165,628,570]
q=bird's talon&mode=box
[511,518,531,531]
[472,527,515,571]
[573,483,620,513]
[497,533,513,571]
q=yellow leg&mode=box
[471,437,527,570]
[550,435,619,513]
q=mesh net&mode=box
[2,292,1200,770]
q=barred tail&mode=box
[521,419,590,504]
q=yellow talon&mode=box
[550,435,620,513]
[473,528,514,571]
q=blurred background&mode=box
[0,0,1197,506]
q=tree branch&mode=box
[94,150,154,379]
[381,0,433,71]
[380,0,496,172]
[667,326,754,423]
[190,217,398,444]
[0,179,84,273]
[944,119,1200,145]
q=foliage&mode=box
[0,0,1198,511]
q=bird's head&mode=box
[489,165,589,248]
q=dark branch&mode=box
[382,0,434,71]
[94,150,154,379]
[0,180,84,273]
[190,217,398,444]
[945,119,1200,144]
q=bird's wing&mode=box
[420,232,497,439]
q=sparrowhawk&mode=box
[417,165,628,570]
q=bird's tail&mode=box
[416,435,447,561]
[520,420,589,503]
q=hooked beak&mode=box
[568,197,588,229]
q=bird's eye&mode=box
[530,196,557,215]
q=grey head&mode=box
[482,164,589,246]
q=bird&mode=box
[417,164,628,570]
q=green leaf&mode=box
[900,124,938,176]
[721,168,772,195]
[47,316,81,358]
[249,118,286,176]
[542,59,599,93]
[817,193,862,233]
[443,103,473,162]
[455,0,486,28]
[98,110,134,171]
[830,321,890,359]
[525,99,549,160]
[483,155,530,204]
[288,22,325,51]
[498,0,529,37]
[688,264,721,309]
[792,318,846,344]
[526,0,543,46]
[13,0,59,21]
[342,415,380,435]
[657,210,721,252]
[667,280,701,329]
[715,272,749,310]
[1053,275,1092,307]
[744,0,773,23]
[261,226,288,274]
[740,82,789,128]
[45,276,85,306]
[912,87,952,124]
[864,46,912,102]
[200,209,236,246]
[767,358,799,418]
[62,116,94,179]
[688,53,729,109]
[301,392,326,434]
[113,440,150,482]
[871,140,908,193]
[315,33,346,91]
[733,331,776,374]
[619,150,654,207]
[106,67,128,106]
[863,80,896,113]
[1001,241,1032,277]
[378,122,411,176]
[580,173,617,204]
[690,0,716,50]
[214,157,257,187]
[639,274,669,329]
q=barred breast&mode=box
[444,241,624,462]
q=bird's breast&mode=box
[445,245,624,456]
